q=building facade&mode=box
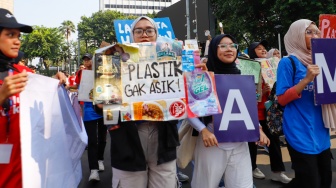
[0,0,14,13]
[99,0,179,16]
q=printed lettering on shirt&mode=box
[0,95,20,116]
[303,80,314,92]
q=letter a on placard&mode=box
[315,53,336,93]
[219,89,255,131]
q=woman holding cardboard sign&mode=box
[108,16,180,188]
[188,34,270,188]
[276,19,332,188]
[247,41,292,184]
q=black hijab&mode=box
[206,34,240,75]
[0,51,16,72]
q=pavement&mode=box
[78,133,336,188]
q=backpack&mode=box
[265,57,296,136]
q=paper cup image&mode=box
[106,109,113,120]
[142,102,164,120]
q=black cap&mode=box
[13,51,24,64]
[0,8,32,33]
[82,53,92,60]
[248,40,268,59]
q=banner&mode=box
[319,14,336,38]
[114,17,176,43]
[20,73,87,188]
[213,75,259,142]
[311,38,336,104]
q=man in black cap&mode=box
[67,52,108,182]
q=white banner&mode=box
[20,73,87,188]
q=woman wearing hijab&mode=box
[108,16,180,188]
[267,48,281,59]
[276,19,332,188]
[188,34,269,188]
[248,41,292,184]
[0,8,66,187]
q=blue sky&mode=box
[14,0,99,39]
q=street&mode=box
[78,133,336,188]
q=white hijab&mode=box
[284,19,314,66]
[267,48,278,58]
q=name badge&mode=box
[0,144,13,164]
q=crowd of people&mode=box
[0,7,333,188]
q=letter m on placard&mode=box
[219,89,255,131]
[315,53,336,93]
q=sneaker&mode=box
[177,172,189,182]
[98,160,104,171]
[272,172,292,184]
[88,169,100,181]
[253,168,265,179]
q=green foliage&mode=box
[59,20,76,41]
[77,10,134,52]
[20,26,66,76]
[210,0,336,52]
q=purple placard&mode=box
[213,75,259,142]
[311,39,336,105]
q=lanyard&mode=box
[2,98,11,142]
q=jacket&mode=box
[109,118,179,171]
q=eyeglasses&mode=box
[218,43,239,50]
[133,28,156,37]
[305,29,321,37]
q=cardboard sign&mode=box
[319,14,336,38]
[311,38,336,105]
[213,75,259,142]
[236,58,261,84]
[119,37,186,121]
[259,57,280,89]
[78,70,94,102]
[114,17,176,43]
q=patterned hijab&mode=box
[284,19,315,66]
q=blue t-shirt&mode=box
[276,55,330,154]
[83,102,103,121]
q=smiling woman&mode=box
[0,8,33,188]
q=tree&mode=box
[59,20,76,70]
[209,0,336,52]
[20,26,66,76]
[77,10,137,52]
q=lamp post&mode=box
[274,25,283,57]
